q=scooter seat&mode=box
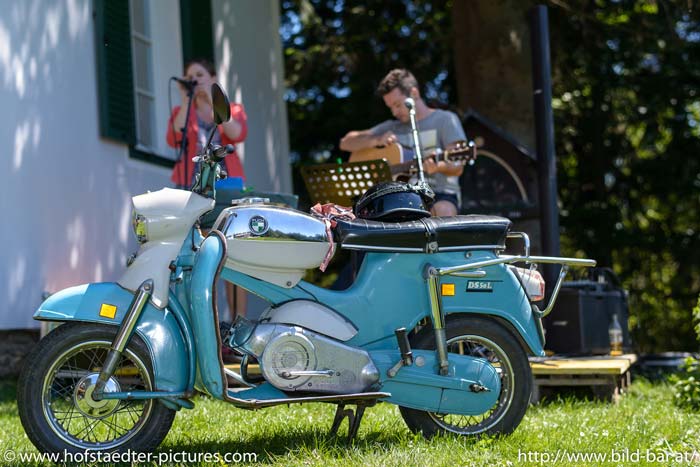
[333,215,512,253]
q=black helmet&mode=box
[354,181,434,222]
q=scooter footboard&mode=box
[34,282,189,393]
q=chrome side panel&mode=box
[216,205,331,288]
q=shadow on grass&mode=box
[0,379,17,398]
[159,423,415,463]
[0,379,19,416]
[532,383,633,406]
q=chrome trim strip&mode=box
[445,270,487,278]
[437,244,505,252]
[340,244,423,252]
[522,255,597,266]
[437,255,596,276]
[282,369,335,377]
[342,244,506,253]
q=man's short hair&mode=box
[376,69,419,97]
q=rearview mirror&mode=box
[211,83,231,124]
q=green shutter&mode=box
[94,0,136,144]
[180,0,215,64]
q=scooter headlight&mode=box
[132,211,148,244]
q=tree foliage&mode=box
[281,0,455,165]
[280,0,700,351]
[547,1,700,350]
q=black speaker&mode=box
[543,280,631,355]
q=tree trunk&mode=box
[452,0,535,150]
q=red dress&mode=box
[166,103,248,186]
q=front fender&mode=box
[35,282,188,392]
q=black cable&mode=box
[169,77,196,189]
[295,283,319,302]
[168,78,178,162]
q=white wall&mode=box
[0,0,290,329]
[213,0,291,193]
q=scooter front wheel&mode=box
[399,316,532,438]
[17,322,175,454]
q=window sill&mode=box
[129,146,177,169]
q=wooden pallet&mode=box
[529,354,637,403]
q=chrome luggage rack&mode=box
[436,232,597,318]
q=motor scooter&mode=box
[17,84,595,453]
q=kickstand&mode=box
[329,402,369,443]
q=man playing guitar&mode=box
[339,68,468,216]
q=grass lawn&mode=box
[1,378,699,466]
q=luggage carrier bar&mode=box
[437,232,597,318]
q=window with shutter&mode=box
[180,0,215,64]
[94,0,214,168]
[94,0,136,145]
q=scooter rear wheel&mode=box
[17,322,176,454]
[399,316,532,438]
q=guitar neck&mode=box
[390,145,476,176]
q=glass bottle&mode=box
[609,313,623,356]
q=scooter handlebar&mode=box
[211,144,235,162]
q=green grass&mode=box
[1,379,699,466]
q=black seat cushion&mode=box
[333,215,512,253]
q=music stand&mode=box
[300,159,392,206]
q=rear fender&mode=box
[440,264,545,356]
[35,282,188,392]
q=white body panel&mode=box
[119,188,214,307]
[260,300,358,342]
[216,206,331,288]
[0,1,290,330]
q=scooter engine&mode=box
[227,320,379,394]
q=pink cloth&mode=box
[310,203,356,271]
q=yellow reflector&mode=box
[99,304,117,319]
[441,284,455,296]
[135,222,147,237]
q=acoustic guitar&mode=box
[349,141,477,181]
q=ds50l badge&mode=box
[466,280,496,292]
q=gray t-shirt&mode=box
[370,109,466,197]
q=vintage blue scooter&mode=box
[17,84,595,454]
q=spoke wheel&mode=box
[42,341,153,449]
[18,323,176,454]
[399,316,531,438]
[427,335,514,434]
